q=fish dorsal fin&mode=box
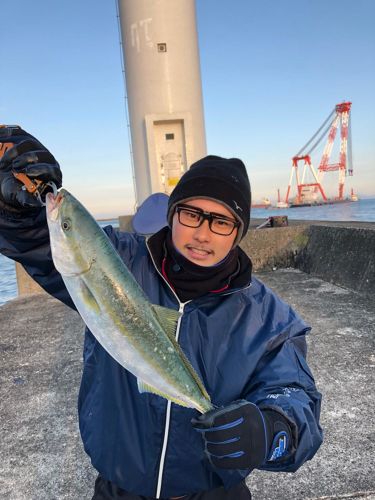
[152,304,211,402]
[137,378,191,408]
[151,304,180,341]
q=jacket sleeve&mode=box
[246,313,323,472]
[0,208,75,308]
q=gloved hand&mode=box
[0,125,62,213]
[191,400,293,470]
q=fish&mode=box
[46,189,213,414]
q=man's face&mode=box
[171,199,238,267]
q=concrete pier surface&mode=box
[1,269,374,499]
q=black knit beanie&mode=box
[167,155,251,242]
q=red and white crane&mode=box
[285,101,353,205]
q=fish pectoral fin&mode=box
[151,304,180,341]
[179,354,211,403]
[136,378,191,408]
[151,304,211,404]
[78,279,101,314]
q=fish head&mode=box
[46,189,97,276]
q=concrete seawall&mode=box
[296,225,375,295]
[245,222,374,295]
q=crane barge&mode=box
[285,102,357,207]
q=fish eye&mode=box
[61,219,71,231]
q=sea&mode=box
[1,200,374,306]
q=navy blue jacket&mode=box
[0,210,323,498]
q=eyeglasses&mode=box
[175,204,240,236]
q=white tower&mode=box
[117,0,207,205]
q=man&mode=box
[0,126,323,500]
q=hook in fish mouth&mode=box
[46,190,64,221]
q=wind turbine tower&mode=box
[116,0,207,206]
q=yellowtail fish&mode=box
[46,189,212,413]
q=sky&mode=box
[1,0,374,217]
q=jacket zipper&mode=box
[155,300,186,499]
[145,239,189,498]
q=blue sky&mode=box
[1,0,374,217]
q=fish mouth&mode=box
[46,190,65,222]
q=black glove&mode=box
[191,400,293,470]
[0,125,62,213]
